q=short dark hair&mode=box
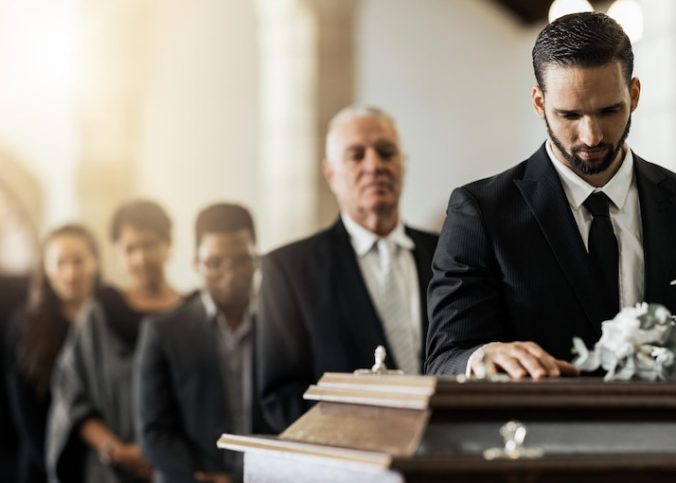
[195,203,256,248]
[533,12,633,92]
[110,199,172,242]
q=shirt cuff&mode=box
[465,343,495,376]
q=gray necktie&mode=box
[377,239,419,374]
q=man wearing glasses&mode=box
[135,203,259,483]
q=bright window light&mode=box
[607,0,644,43]
[548,0,594,23]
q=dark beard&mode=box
[545,116,632,176]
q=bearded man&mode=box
[426,12,676,380]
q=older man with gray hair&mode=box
[257,106,438,432]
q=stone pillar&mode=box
[256,0,358,251]
[315,0,359,228]
[0,151,41,273]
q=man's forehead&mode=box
[335,116,398,143]
[325,113,401,161]
[541,62,628,105]
[541,61,625,88]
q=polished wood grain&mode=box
[281,402,429,456]
[221,375,676,482]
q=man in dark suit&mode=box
[258,106,438,433]
[426,12,676,379]
[135,204,260,483]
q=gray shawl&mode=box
[46,301,143,483]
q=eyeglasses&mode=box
[199,254,258,273]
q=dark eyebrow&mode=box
[553,102,624,116]
[375,139,397,147]
[553,108,579,116]
[599,102,624,112]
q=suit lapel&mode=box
[514,145,604,335]
[406,227,434,354]
[328,219,397,368]
[190,296,229,414]
[635,156,675,304]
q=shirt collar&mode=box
[546,139,634,211]
[200,290,253,341]
[200,290,218,320]
[341,212,415,257]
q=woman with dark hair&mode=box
[47,200,182,483]
[3,224,100,483]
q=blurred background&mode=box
[0,0,674,291]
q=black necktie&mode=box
[583,192,620,320]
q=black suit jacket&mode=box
[426,144,676,375]
[135,293,262,483]
[257,218,438,432]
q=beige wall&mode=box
[0,0,80,228]
[355,0,674,232]
[0,0,673,289]
[356,0,545,231]
[630,0,676,172]
[136,0,260,290]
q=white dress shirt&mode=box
[546,140,644,308]
[341,213,422,373]
[200,291,254,434]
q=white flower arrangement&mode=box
[572,303,676,381]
